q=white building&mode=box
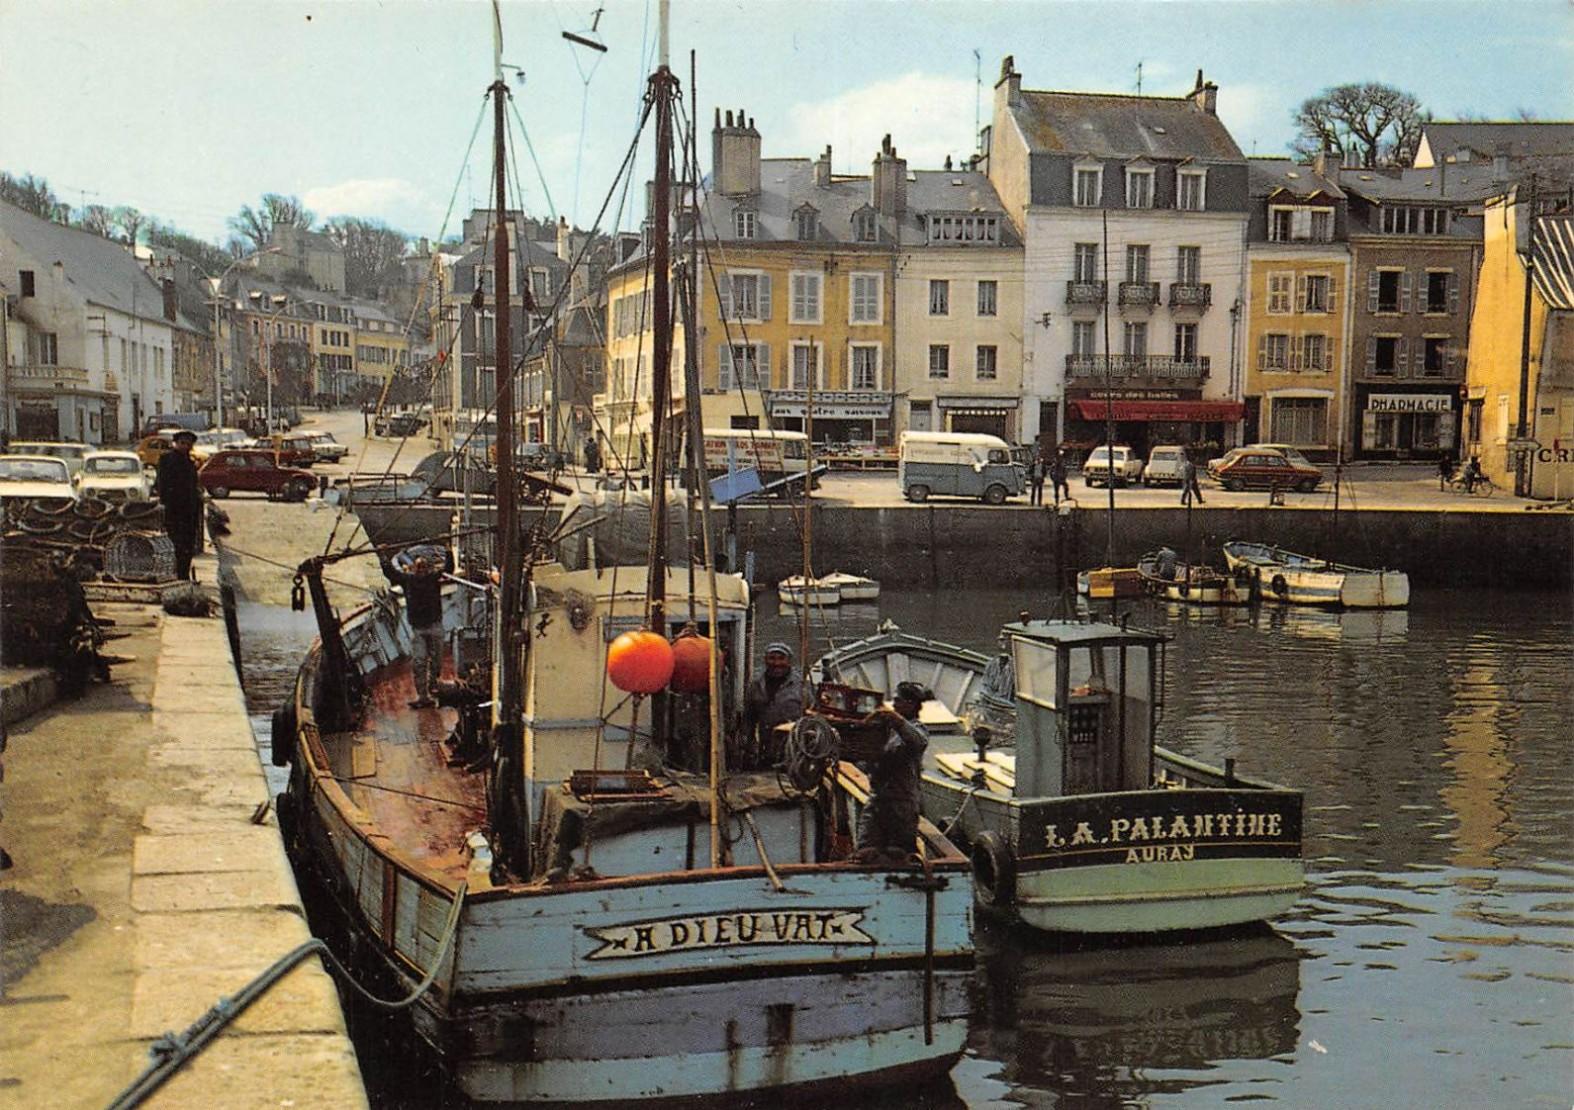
[1,201,176,442]
[982,59,1250,454]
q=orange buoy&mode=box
[607,629,674,694]
[669,632,712,693]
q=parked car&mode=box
[1082,445,1145,488]
[255,432,319,467]
[9,441,90,478]
[1208,446,1323,492]
[375,411,427,437]
[0,455,78,505]
[1245,443,1321,472]
[135,431,213,469]
[1142,445,1190,487]
[199,450,315,501]
[302,430,350,462]
[139,412,209,437]
[75,451,151,501]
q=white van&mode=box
[898,431,1025,504]
[702,428,810,488]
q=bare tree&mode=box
[1292,82,1429,167]
[80,204,116,236]
[0,171,69,221]
[323,216,410,297]
[227,193,315,251]
[113,206,146,246]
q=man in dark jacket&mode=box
[155,430,203,580]
[854,681,930,865]
[382,546,451,709]
[742,642,806,765]
[1049,449,1070,506]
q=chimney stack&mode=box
[996,55,1021,108]
[1191,70,1218,115]
[712,106,761,197]
[871,134,907,220]
[161,277,179,323]
[814,145,832,187]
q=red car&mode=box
[1208,447,1323,492]
[199,450,315,501]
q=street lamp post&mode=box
[207,246,280,428]
[249,291,291,434]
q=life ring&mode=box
[271,702,298,767]
[970,830,1016,910]
[1270,573,1289,598]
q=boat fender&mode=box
[271,703,298,767]
[970,831,1016,910]
[1270,573,1289,598]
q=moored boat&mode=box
[821,570,881,602]
[819,619,1305,935]
[1076,565,1145,600]
[777,574,842,607]
[1137,547,1254,606]
[1222,540,1410,609]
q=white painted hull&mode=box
[821,571,881,601]
[1223,542,1409,609]
[778,582,840,606]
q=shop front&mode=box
[765,389,893,449]
[1065,391,1244,460]
[936,396,1019,441]
[1355,386,1457,460]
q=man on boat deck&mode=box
[742,642,806,764]
[381,546,451,709]
[853,681,930,866]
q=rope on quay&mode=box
[105,880,467,1110]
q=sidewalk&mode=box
[0,573,366,1106]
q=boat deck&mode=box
[320,661,486,885]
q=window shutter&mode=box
[1448,273,1460,315]
[1295,275,1308,313]
[1367,271,1380,314]
[718,345,733,391]
[1445,344,1457,374]
[758,342,770,388]
[758,274,773,321]
[718,274,733,320]
[1256,334,1267,372]
[1324,335,1335,372]
[1397,337,1409,375]
[1365,336,1377,372]
[1327,279,1338,315]
[1399,272,1413,313]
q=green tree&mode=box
[1292,83,1429,168]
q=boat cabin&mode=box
[1007,620,1168,798]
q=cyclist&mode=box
[1463,456,1482,494]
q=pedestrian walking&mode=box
[382,545,451,709]
[1028,454,1046,505]
[1181,453,1205,507]
[1049,449,1070,505]
[1438,454,1455,490]
[154,429,203,580]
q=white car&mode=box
[9,441,90,478]
[1143,445,1190,487]
[76,450,152,501]
[0,455,79,505]
[1082,445,1145,488]
[302,430,350,462]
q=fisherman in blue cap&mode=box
[742,641,806,766]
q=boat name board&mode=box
[584,908,874,960]
[1017,790,1303,870]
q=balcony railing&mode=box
[1066,354,1211,380]
[1169,282,1212,310]
[7,363,90,385]
[1064,280,1107,307]
[1117,281,1161,309]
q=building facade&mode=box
[982,59,1249,455]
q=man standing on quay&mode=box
[154,430,202,580]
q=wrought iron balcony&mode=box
[1117,281,1161,310]
[1065,354,1211,381]
[1064,280,1107,308]
[1169,282,1212,310]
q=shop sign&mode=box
[1367,393,1452,414]
[1065,388,1197,401]
[766,390,891,419]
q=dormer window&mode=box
[733,208,757,239]
[1073,160,1103,207]
[793,204,819,242]
[1125,164,1155,209]
[1177,169,1207,211]
[852,207,878,242]
[1269,205,1336,243]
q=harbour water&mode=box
[239,587,1573,1107]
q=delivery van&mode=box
[701,428,810,488]
[898,431,1025,504]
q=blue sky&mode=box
[2,0,1570,246]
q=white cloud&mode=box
[774,72,979,173]
[302,178,442,235]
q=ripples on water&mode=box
[239,589,1574,1108]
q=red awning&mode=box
[1069,399,1246,423]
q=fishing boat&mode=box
[275,10,972,1102]
[1222,540,1410,609]
[1137,547,1254,606]
[822,570,880,602]
[1075,565,1144,600]
[819,619,1305,935]
[777,570,881,607]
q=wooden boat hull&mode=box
[283,588,973,1104]
[1223,541,1410,609]
[1076,566,1145,600]
[1137,550,1252,607]
[821,571,880,601]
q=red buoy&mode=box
[669,632,712,693]
[607,629,674,694]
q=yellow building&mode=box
[1243,160,1352,456]
[1463,193,1574,498]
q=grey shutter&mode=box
[718,344,733,391]
[1367,271,1380,314]
[1365,336,1377,372]
[1448,273,1460,315]
[1327,277,1338,315]
[758,274,773,321]
[1324,334,1335,372]
[718,273,733,320]
[1397,337,1409,375]
[757,342,770,389]
[1295,275,1308,313]
[1399,271,1413,313]
[1445,344,1457,375]
[1256,333,1267,372]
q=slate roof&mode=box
[0,200,174,326]
[1422,122,1574,164]
[1009,90,1243,162]
[1533,214,1574,310]
[1336,165,1505,204]
[1248,158,1345,200]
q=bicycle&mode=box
[1446,472,1495,497]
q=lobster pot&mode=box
[104,531,177,582]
